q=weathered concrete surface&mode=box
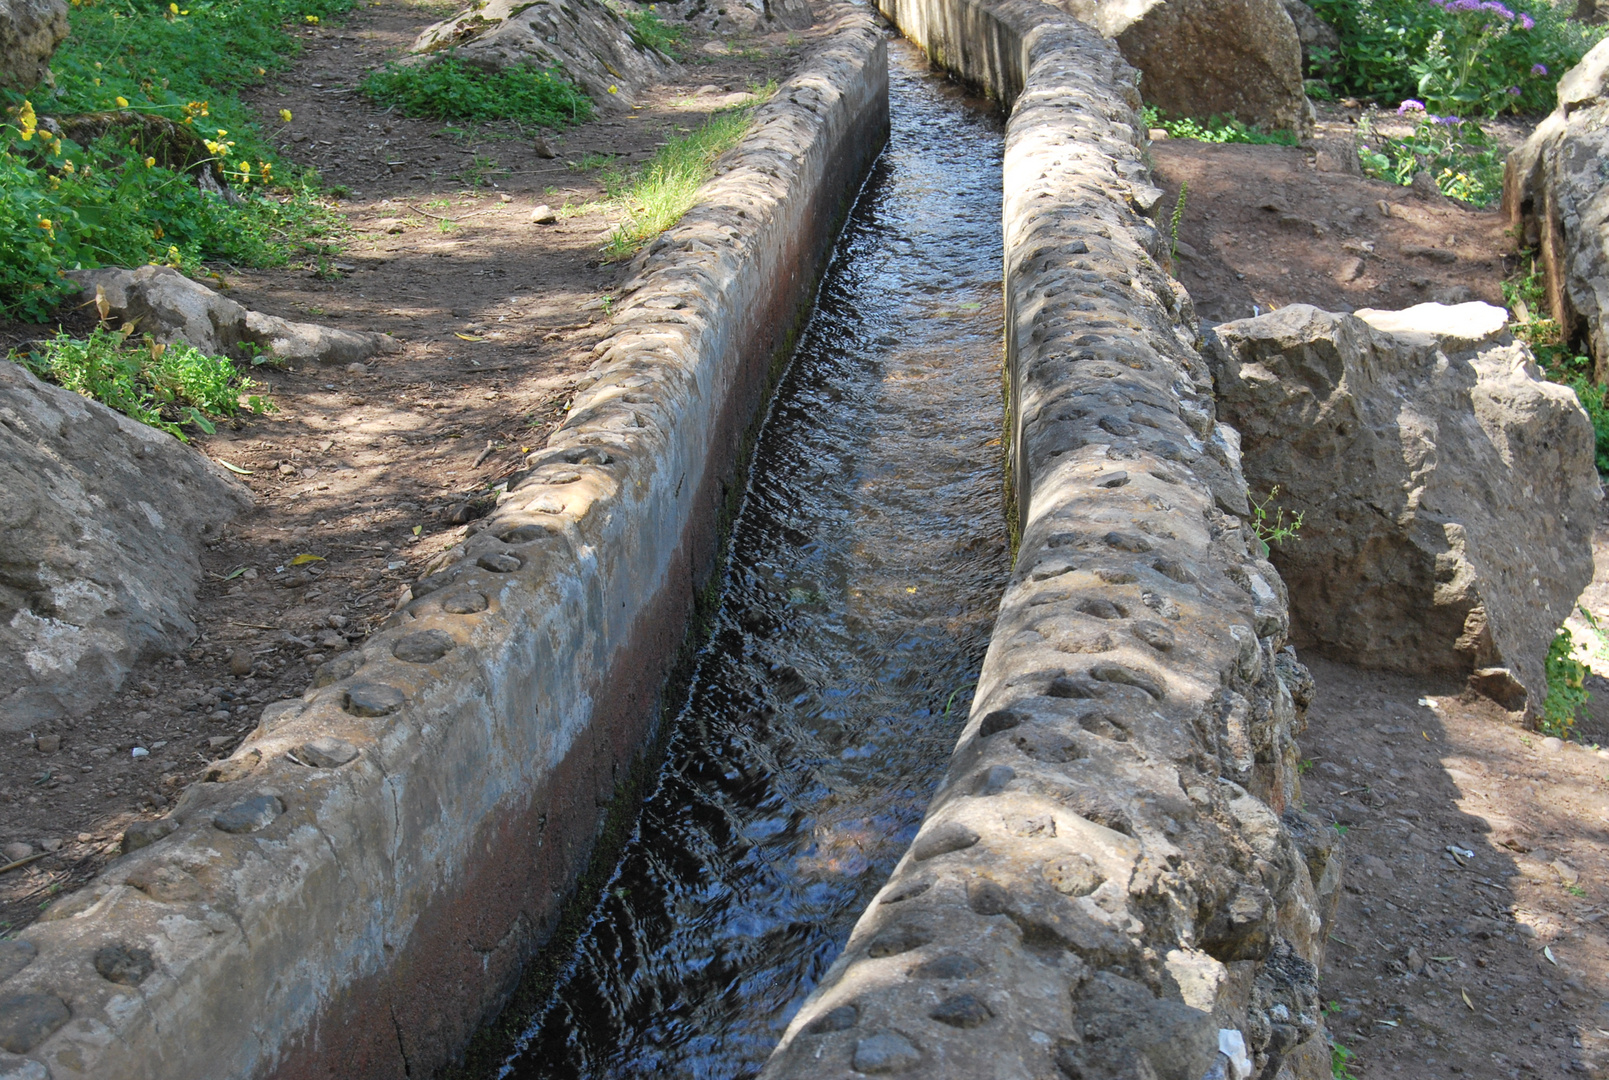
[1503,38,1609,381]
[0,11,887,1078]
[67,266,400,368]
[1207,302,1599,717]
[412,0,676,112]
[761,3,1332,1079]
[0,362,253,728]
[0,0,67,91]
[1058,0,1310,135]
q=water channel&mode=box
[495,44,1008,1080]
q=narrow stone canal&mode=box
[495,43,1008,1080]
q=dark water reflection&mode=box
[497,44,1008,1080]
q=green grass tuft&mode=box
[598,85,771,258]
[1142,106,1298,146]
[360,56,592,126]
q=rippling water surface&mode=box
[497,43,1008,1080]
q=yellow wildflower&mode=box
[165,245,181,266]
[144,155,156,167]
[116,95,129,107]
[216,128,227,137]
[279,109,292,123]
[608,85,618,94]
[168,2,177,11]
[153,226,164,239]
[63,160,75,173]
[305,14,319,23]
[17,100,36,141]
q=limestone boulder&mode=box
[69,266,399,367]
[1059,0,1310,135]
[1503,38,1609,381]
[1207,302,1600,715]
[410,0,681,113]
[0,0,67,92]
[0,361,252,727]
[1282,0,1339,73]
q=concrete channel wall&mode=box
[760,4,1341,1080]
[0,13,888,1079]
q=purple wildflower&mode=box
[1433,114,1463,125]
[1532,62,1548,75]
[1508,85,1523,94]
[1478,0,1515,19]
[1398,98,1427,114]
[1519,12,1534,27]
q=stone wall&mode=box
[759,3,1336,1079]
[0,12,888,1079]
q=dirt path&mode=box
[0,0,833,935]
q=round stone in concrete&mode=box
[803,1003,857,1034]
[213,795,284,834]
[928,992,992,1028]
[0,942,35,983]
[343,683,405,717]
[441,591,488,614]
[93,944,154,986]
[120,818,176,854]
[911,822,979,861]
[477,552,522,573]
[0,993,69,1054]
[392,629,455,663]
[0,1052,49,1079]
[852,1032,920,1074]
[296,737,359,768]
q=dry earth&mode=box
[0,0,836,936]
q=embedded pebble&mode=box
[0,992,70,1054]
[343,683,405,717]
[852,1032,921,1074]
[911,822,980,861]
[442,591,489,614]
[929,993,993,1028]
[392,629,456,663]
[33,736,58,754]
[93,944,155,986]
[0,844,32,863]
[296,737,360,768]
[477,552,522,573]
[121,818,176,854]
[0,941,37,982]
[213,795,285,834]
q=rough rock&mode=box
[1281,0,1338,73]
[1503,38,1609,381]
[0,362,252,728]
[68,266,399,367]
[1058,0,1310,135]
[1207,302,1599,714]
[0,0,67,92]
[410,0,681,113]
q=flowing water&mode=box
[496,44,1008,1080]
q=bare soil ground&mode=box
[1149,106,1526,326]
[0,0,833,936]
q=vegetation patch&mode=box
[1357,105,1506,205]
[360,56,593,126]
[0,0,354,320]
[595,84,772,259]
[14,324,273,440]
[621,5,684,57]
[1141,106,1298,146]
[1306,0,1605,116]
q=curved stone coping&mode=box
[0,12,889,1079]
[760,4,1338,1080]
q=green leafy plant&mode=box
[1142,105,1297,146]
[361,56,592,126]
[1541,626,1590,738]
[1307,0,1605,116]
[14,325,272,440]
[1250,485,1305,557]
[1356,106,1505,205]
[621,5,683,56]
[0,0,348,319]
[596,85,772,258]
[1331,1041,1360,1080]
